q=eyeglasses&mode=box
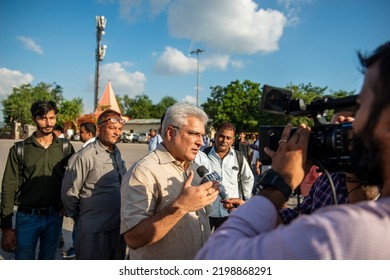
[171,126,206,140]
[98,117,125,125]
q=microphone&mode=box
[196,166,228,200]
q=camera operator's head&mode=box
[351,41,390,187]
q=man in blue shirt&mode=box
[206,122,254,230]
[148,128,162,153]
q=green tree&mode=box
[122,94,154,119]
[57,98,84,127]
[1,82,85,128]
[153,96,177,118]
[286,83,356,126]
[202,81,356,132]
[121,95,177,119]
[115,94,125,115]
[2,82,65,125]
[202,80,289,132]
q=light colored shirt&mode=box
[207,147,254,218]
[61,139,127,233]
[196,195,390,259]
[195,150,213,172]
[82,137,96,148]
[120,145,211,260]
[148,134,162,152]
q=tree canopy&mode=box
[1,82,83,127]
[2,80,356,135]
[201,80,356,133]
[121,94,177,119]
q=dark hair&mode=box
[53,125,63,132]
[30,100,58,118]
[80,122,96,137]
[97,109,121,124]
[80,122,97,137]
[216,122,236,134]
[358,41,390,132]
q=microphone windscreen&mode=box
[196,165,208,177]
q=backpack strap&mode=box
[235,149,246,200]
[14,141,25,203]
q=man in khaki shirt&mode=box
[120,103,218,259]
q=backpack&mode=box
[203,146,246,200]
[14,138,70,204]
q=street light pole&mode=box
[191,49,205,106]
[94,15,107,111]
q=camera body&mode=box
[259,85,358,172]
[258,123,353,172]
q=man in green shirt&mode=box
[0,100,74,259]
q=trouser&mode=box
[15,207,63,260]
[209,216,228,232]
[74,227,126,260]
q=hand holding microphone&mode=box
[196,166,229,200]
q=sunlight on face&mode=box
[170,116,205,163]
[98,115,123,147]
[215,128,235,154]
[34,110,56,136]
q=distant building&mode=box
[123,119,160,135]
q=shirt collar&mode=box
[209,145,235,159]
[94,138,118,154]
[27,132,61,146]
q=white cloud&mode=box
[0,68,34,98]
[17,36,44,55]
[153,47,231,76]
[181,95,196,104]
[100,62,146,97]
[153,47,197,75]
[203,54,230,71]
[167,0,287,54]
[230,59,247,70]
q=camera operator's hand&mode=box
[334,115,354,124]
[222,198,245,213]
[264,123,311,191]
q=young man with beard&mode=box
[62,110,127,259]
[197,41,390,259]
[0,100,75,259]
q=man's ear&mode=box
[166,126,175,140]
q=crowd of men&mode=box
[1,41,389,260]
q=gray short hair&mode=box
[162,103,208,135]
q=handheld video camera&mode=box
[258,85,358,172]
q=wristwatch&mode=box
[256,169,292,201]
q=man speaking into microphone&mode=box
[120,103,218,260]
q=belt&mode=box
[17,206,58,216]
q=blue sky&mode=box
[1,0,389,117]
